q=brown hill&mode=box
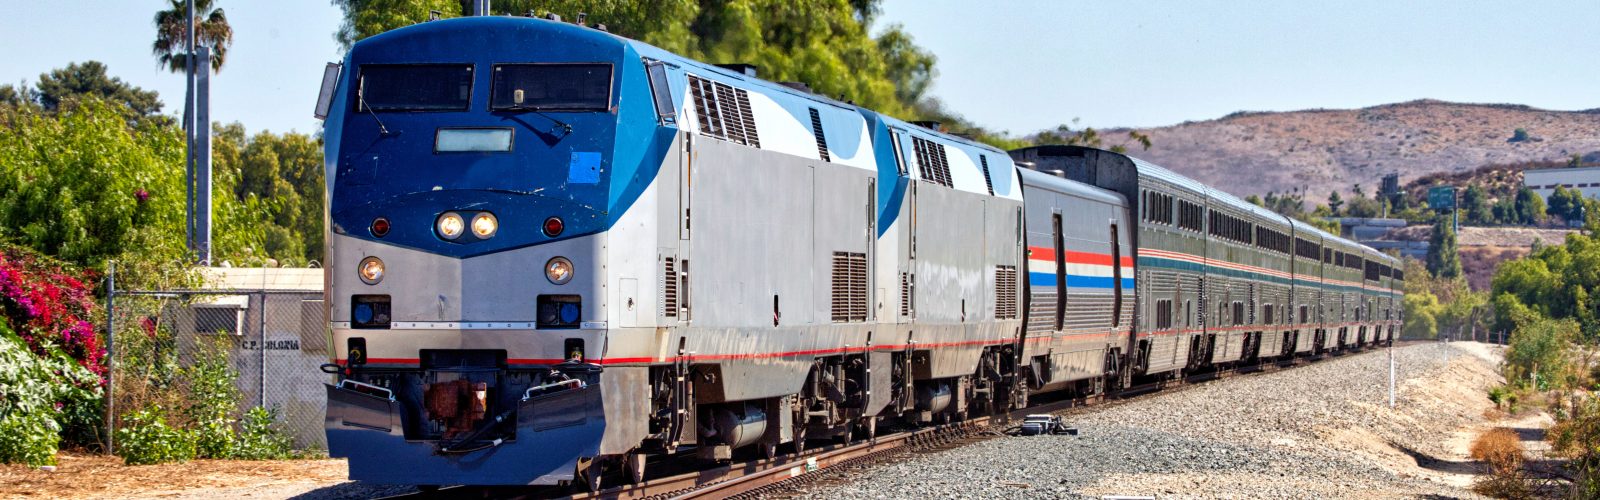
[1107,100,1600,200]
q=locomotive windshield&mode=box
[490,63,612,111]
[356,64,473,111]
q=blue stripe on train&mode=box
[1028,272,1134,289]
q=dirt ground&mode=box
[0,454,404,500]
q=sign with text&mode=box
[1428,186,1456,210]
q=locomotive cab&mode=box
[320,16,660,486]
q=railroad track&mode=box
[380,341,1421,500]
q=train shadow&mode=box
[1388,440,1482,476]
[287,482,418,500]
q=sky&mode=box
[2,1,1597,136]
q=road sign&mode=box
[1428,186,1456,210]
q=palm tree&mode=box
[153,0,233,73]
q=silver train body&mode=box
[320,17,1402,487]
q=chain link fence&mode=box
[106,278,328,451]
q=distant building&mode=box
[1524,166,1600,199]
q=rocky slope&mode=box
[1106,100,1600,200]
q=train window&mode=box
[1179,200,1203,232]
[357,64,473,111]
[644,60,676,124]
[1232,301,1245,326]
[491,63,613,111]
[1185,300,1193,327]
[889,131,909,177]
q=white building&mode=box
[1524,166,1600,199]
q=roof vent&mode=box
[1046,169,1066,178]
[910,120,942,131]
[716,64,759,77]
[780,81,812,93]
[544,12,562,22]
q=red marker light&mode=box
[371,217,391,237]
[543,217,564,237]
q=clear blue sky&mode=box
[3,1,1596,136]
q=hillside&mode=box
[1106,100,1600,200]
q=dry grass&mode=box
[1470,427,1532,499]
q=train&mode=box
[315,14,1402,489]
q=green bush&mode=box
[0,330,61,466]
[114,405,195,465]
[0,324,99,466]
[231,407,297,460]
[1505,318,1579,390]
[183,338,239,459]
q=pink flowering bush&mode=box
[0,244,105,380]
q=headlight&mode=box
[545,256,574,285]
[471,212,498,238]
[358,256,385,285]
[436,212,465,240]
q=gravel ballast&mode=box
[797,342,1504,499]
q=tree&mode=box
[1426,218,1462,279]
[333,1,939,122]
[1513,187,1546,225]
[1344,195,1381,218]
[1572,153,1585,168]
[1547,185,1579,223]
[0,84,27,108]
[1461,184,1491,225]
[0,98,273,276]
[1327,191,1344,216]
[152,0,233,73]
[32,61,162,119]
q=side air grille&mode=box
[994,265,1018,319]
[831,252,868,322]
[688,74,761,148]
[900,272,913,317]
[979,155,995,195]
[809,107,830,162]
[911,137,953,187]
[661,257,678,318]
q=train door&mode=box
[1111,223,1123,329]
[1053,213,1065,331]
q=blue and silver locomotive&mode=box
[318,15,1400,488]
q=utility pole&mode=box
[183,0,212,264]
